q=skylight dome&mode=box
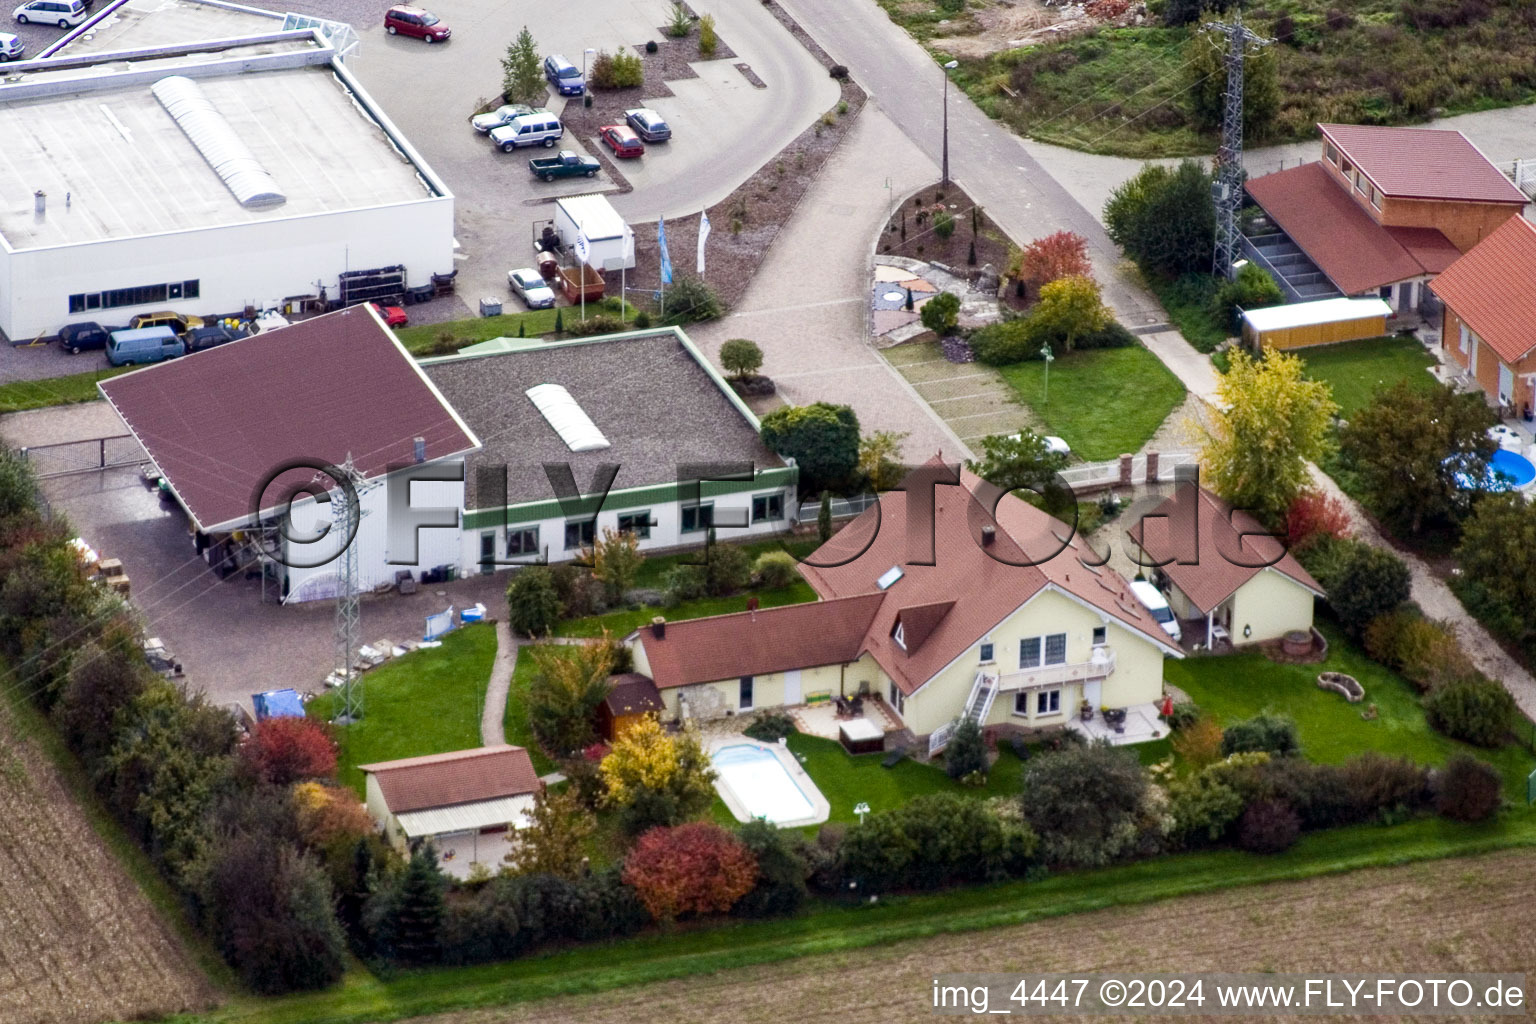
[525,383,610,452]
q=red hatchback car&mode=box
[598,124,644,159]
[384,5,450,42]
[370,302,409,328]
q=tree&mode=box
[383,846,447,965]
[1019,230,1091,288]
[1104,160,1215,277]
[53,626,150,768]
[242,716,337,785]
[719,338,763,378]
[944,718,988,780]
[759,402,861,495]
[601,717,717,834]
[587,526,644,604]
[1302,537,1412,636]
[622,822,757,923]
[1202,348,1337,525]
[1284,488,1352,550]
[1212,262,1284,329]
[1237,798,1301,853]
[858,429,909,491]
[528,638,614,756]
[1340,382,1497,536]
[291,781,374,851]
[1456,494,1536,655]
[732,820,808,917]
[500,27,544,105]
[1170,714,1225,769]
[1027,275,1109,352]
[1021,741,1162,868]
[506,565,562,637]
[1185,29,1280,140]
[1423,675,1515,747]
[920,291,961,335]
[966,430,1072,518]
[817,490,833,542]
[504,786,597,878]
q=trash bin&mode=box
[478,297,502,317]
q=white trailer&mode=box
[553,194,636,270]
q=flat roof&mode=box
[50,0,280,58]
[557,193,628,241]
[0,43,439,250]
[1242,297,1393,332]
[422,330,785,510]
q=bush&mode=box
[759,402,860,495]
[1339,751,1431,819]
[732,820,808,917]
[1166,757,1250,846]
[1237,798,1301,853]
[1018,230,1092,288]
[1103,161,1215,278]
[1165,701,1203,732]
[698,12,717,56]
[506,566,563,636]
[602,718,717,835]
[662,275,725,323]
[753,550,798,589]
[241,717,337,785]
[1362,610,1474,692]
[970,316,1047,365]
[623,823,757,922]
[743,710,797,742]
[720,338,764,378]
[1300,536,1412,636]
[944,718,988,780]
[1221,714,1300,757]
[1170,714,1224,768]
[1021,742,1162,868]
[1422,675,1515,747]
[666,1,692,36]
[633,309,653,328]
[920,291,961,336]
[933,210,956,239]
[1284,489,1352,550]
[645,38,659,54]
[549,563,605,619]
[704,540,752,596]
[1434,754,1502,822]
[1212,263,1284,331]
[661,563,707,606]
[589,50,645,89]
[1075,320,1137,350]
[842,793,1035,891]
[564,314,626,337]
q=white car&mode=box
[1006,431,1072,458]
[0,31,23,59]
[13,0,88,27]
[1129,580,1182,643]
[507,268,555,309]
[470,103,534,134]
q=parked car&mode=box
[57,321,108,354]
[528,150,599,181]
[470,103,534,134]
[598,124,644,159]
[490,111,563,151]
[624,107,671,142]
[129,310,203,334]
[106,326,183,367]
[383,5,449,42]
[0,31,24,59]
[370,302,408,328]
[543,53,584,95]
[12,0,86,26]
[1129,580,1182,644]
[186,324,248,352]
[507,268,555,309]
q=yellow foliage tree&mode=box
[600,717,716,834]
[587,526,644,603]
[1028,274,1109,352]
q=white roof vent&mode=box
[525,383,610,452]
[876,566,904,590]
[152,76,286,209]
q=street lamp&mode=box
[854,801,871,824]
[583,46,596,97]
[941,59,959,188]
[1042,342,1054,405]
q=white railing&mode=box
[1058,452,1198,494]
[997,646,1115,691]
[928,721,955,758]
[797,492,879,523]
[931,669,996,756]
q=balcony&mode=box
[997,645,1115,691]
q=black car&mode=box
[186,324,247,352]
[57,321,109,354]
[624,107,671,142]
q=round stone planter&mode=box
[1282,630,1312,657]
[1317,671,1364,703]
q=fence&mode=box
[1058,450,1199,495]
[796,492,879,523]
[1496,158,1536,199]
[19,434,146,478]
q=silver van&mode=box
[13,0,88,28]
[107,325,184,367]
[489,112,563,152]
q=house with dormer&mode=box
[629,462,1183,751]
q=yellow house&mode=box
[1128,485,1325,649]
[631,462,1184,752]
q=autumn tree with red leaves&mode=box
[621,822,757,923]
[1284,488,1352,550]
[242,716,338,785]
[1018,231,1092,289]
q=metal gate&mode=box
[19,434,147,478]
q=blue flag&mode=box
[658,216,673,286]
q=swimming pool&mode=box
[1456,448,1536,491]
[712,742,827,827]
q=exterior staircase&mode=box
[929,670,997,756]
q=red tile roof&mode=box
[1319,124,1528,204]
[98,305,479,531]
[638,593,886,688]
[1127,487,1323,615]
[1247,162,1453,294]
[1430,215,1536,365]
[359,745,542,813]
[896,600,955,652]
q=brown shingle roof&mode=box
[1430,215,1536,365]
[1127,487,1324,615]
[1319,124,1528,204]
[99,305,479,531]
[1246,162,1451,295]
[359,745,541,813]
[639,593,886,688]
[605,673,664,715]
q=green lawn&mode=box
[1166,624,1536,795]
[1147,273,1228,353]
[309,623,498,794]
[395,298,633,355]
[1296,335,1438,418]
[505,648,562,776]
[996,344,1186,460]
[0,364,134,413]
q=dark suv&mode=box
[58,321,109,354]
[544,53,584,95]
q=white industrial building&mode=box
[0,0,454,341]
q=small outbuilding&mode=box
[597,673,665,741]
[251,688,305,721]
[1242,297,1393,351]
[554,194,635,271]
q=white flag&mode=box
[696,209,711,274]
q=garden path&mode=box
[480,618,517,747]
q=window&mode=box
[1014,692,1030,715]
[1020,633,1067,668]
[168,282,183,300]
[979,641,994,662]
[888,680,905,715]
[1036,690,1061,715]
[1370,185,1383,209]
[1044,633,1067,665]
[563,519,596,550]
[66,279,199,315]
[617,511,651,539]
[1324,142,1339,165]
[1092,625,1107,646]
[752,493,784,522]
[681,503,714,533]
[1019,636,1041,668]
[893,622,907,650]
[506,526,539,557]
[1459,323,1470,353]
[739,676,754,710]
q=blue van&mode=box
[107,325,185,367]
[543,53,584,95]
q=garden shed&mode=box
[597,673,664,741]
[1242,297,1393,351]
[554,194,635,270]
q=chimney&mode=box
[33,190,45,217]
[650,616,666,640]
[981,525,995,546]
[413,437,426,463]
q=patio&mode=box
[1067,701,1168,746]
[790,697,903,744]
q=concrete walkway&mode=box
[481,617,518,747]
